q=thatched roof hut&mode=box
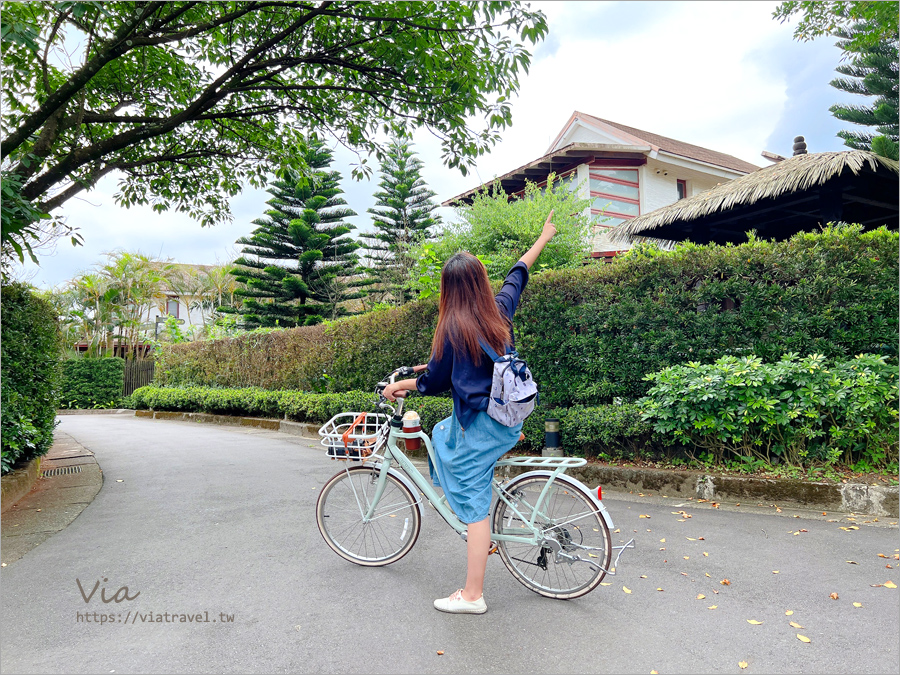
[610,150,898,245]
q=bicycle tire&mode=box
[492,474,612,599]
[316,465,421,566]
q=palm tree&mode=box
[100,251,172,358]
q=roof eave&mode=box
[442,143,652,206]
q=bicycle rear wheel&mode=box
[492,474,612,599]
[316,465,421,566]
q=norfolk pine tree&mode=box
[227,139,363,327]
[830,17,899,159]
[362,137,442,305]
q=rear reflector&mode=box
[597,485,603,501]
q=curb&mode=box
[1,458,41,514]
[1,432,103,566]
[57,408,135,415]
[124,409,897,517]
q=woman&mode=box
[383,211,557,614]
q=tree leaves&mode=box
[2,1,548,245]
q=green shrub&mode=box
[638,353,899,470]
[1,283,62,474]
[60,358,126,409]
[518,225,898,405]
[154,226,898,408]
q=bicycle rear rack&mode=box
[496,456,587,468]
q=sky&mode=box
[18,0,864,289]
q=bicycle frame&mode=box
[354,400,610,549]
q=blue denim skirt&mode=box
[428,411,523,524]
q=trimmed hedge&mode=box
[60,358,126,409]
[156,226,898,406]
[519,225,898,405]
[1,284,62,474]
[128,385,655,459]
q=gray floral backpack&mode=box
[480,340,538,427]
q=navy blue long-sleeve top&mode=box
[416,261,529,430]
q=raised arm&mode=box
[518,210,558,270]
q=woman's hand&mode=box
[541,209,557,242]
[519,210,558,270]
[383,378,417,401]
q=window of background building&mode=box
[166,297,179,318]
[677,179,687,200]
[590,165,640,232]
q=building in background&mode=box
[444,111,760,257]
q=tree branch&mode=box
[2,2,165,158]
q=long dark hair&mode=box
[431,252,510,365]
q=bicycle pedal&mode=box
[488,542,499,555]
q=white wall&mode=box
[641,157,724,213]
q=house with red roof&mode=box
[444,111,760,257]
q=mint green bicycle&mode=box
[315,367,634,599]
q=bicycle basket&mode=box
[318,412,389,461]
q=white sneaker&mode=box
[433,589,487,614]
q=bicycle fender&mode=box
[501,470,615,530]
[370,462,426,522]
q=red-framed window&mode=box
[589,166,640,226]
[166,297,179,318]
[677,179,688,200]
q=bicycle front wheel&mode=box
[316,466,421,566]
[492,474,612,599]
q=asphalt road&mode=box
[1,416,898,675]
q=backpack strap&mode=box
[479,339,502,363]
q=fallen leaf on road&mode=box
[705,573,711,578]
[853,602,862,608]
[846,561,858,564]
[708,605,717,610]
[684,556,690,560]
[871,583,884,587]
[772,571,780,574]
[785,610,793,615]
[721,579,731,586]
[697,594,705,599]
[799,529,807,532]
[650,671,658,674]
[878,553,888,558]
[739,662,748,669]
[614,528,620,533]
[657,588,664,592]
[747,620,763,625]
[436,651,444,656]
[797,635,811,643]
[660,547,666,551]
[839,526,859,531]
[686,537,697,541]
[698,537,705,540]
[623,587,632,594]
[0,564,6,568]
[639,515,650,519]
[776,507,782,513]
[660,538,665,543]
[830,593,839,599]
[703,552,709,557]
[790,621,803,629]
[116,479,124,483]
[600,583,612,586]
[885,581,897,588]
[640,575,647,579]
